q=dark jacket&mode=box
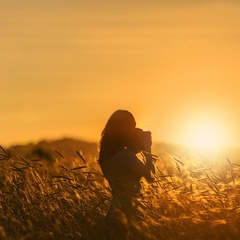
[100,148,152,199]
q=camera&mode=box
[131,128,152,152]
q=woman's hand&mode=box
[142,131,152,153]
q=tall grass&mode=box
[0,145,240,239]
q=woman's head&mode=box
[99,110,136,160]
[102,110,136,138]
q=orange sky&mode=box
[1,0,240,147]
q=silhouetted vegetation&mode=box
[0,139,240,239]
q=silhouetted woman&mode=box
[98,110,154,239]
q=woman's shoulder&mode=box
[111,148,136,161]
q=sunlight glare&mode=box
[180,115,231,152]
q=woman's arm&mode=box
[121,149,153,182]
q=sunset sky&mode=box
[1,0,240,149]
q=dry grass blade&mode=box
[158,174,174,178]
[14,161,33,168]
[0,153,8,160]
[59,165,69,171]
[0,164,6,170]
[11,165,25,172]
[213,183,220,192]
[199,190,210,194]
[71,166,87,171]
[197,177,208,182]
[48,191,61,196]
[30,158,42,162]
[187,168,195,174]
[52,175,73,181]
[173,185,183,191]
[0,145,8,156]
[54,149,65,158]
[82,171,103,176]
[174,157,184,166]
[92,198,109,210]
[226,158,233,167]
[175,162,181,172]
[76,150,87,164]
[17,154,31,165]
[29,158,44,167]
[197,168,211,172]
[233,163,240,167]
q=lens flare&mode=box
[178,114,232,152]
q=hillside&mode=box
[6,137,99,166]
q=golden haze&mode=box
[1,1,240,149]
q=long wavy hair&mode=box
[98,110,136,161]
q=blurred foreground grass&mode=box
[0,139,240,239]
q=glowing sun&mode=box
[180,115,231,152]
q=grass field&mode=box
[0,140,240,240]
